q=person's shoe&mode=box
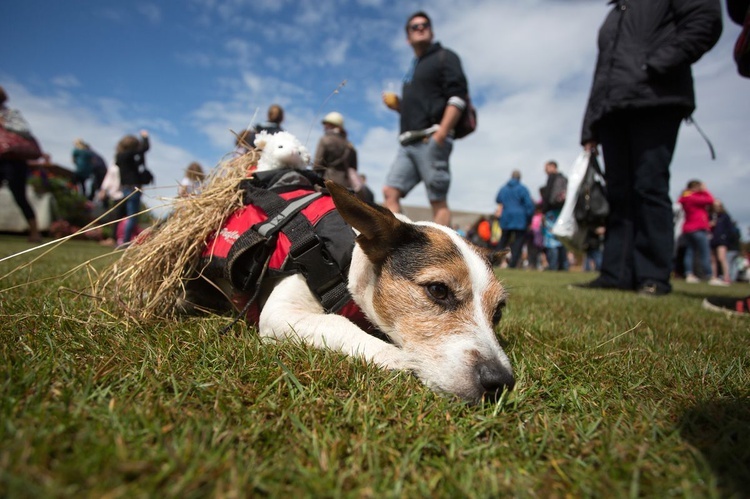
[685,274,701,284]
[708,277,729,287]
[637,282,670,297]
[568,278,619,291]
[702,295,750,316]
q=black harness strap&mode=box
[240,183,352,313]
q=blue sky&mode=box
[2,0,749,232]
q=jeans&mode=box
[498,229,526,268]
[683,230,712,278]
[121,186,142,244]
[584,249,603,271]
[545,246,568,271]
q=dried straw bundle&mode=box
[98,150,260,320]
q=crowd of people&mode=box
[481,164,746,286]
[2,4,748,315]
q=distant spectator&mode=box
[540,160,568,271]
[468,216,492,249]
[235,104,285,157]
[0,85,42,242]
[709,200,737,285]
[72,138,93,198]
[178,162,205,197]
[89,148,108,201]
[313,112,361,192]
[256,104,284,135]
[526,203,545,270]
[543,210,568,271]
[495,169,534,268]
[97,161,124,246]
[678,180,714,283]
[98,161,122,210]
[583,226,605,272]
[356,173,375,204]
[116,130,150,246]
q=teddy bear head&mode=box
[253,130,311,172]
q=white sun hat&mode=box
[321,111,344,128]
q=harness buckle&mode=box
[289,236,350,312]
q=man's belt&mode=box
[399,125,440,146]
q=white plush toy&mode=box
[253,130,311,172]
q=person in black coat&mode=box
[727,0,750,76]
[115,130,150,245]
[576,0,722,296]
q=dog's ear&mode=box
[326,180,404,264]
[478,248,509,268]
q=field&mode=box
[1,235,748,497]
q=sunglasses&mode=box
[408,22,430,32]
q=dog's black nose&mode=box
[478,361,515,401]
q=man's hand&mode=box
[432,127,449,146]
[382,92,400,112]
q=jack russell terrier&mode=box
[185,178,515,403]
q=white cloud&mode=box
[137,4,162,24]
[50,75,81,88]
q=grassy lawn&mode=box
[1,234,748,497]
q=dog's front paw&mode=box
[370,345,413,372]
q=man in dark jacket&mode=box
[381,11,469,226]
[727,0,750,76]
[576,0,722,296]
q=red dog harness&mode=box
[200,169,383,337]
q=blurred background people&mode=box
[709,199,738,285]
[678,180,715,283]
[234,104,286,158]
[356,173,375,203]
[72,138,93,198]
[494,169,534,268]
[313,111,361,192]
[115,130,150,246]
[178,161,205,197]
[0,85,42,242]
[540,160,568,271]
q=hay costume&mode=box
[101,133,379,336]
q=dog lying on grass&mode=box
[183,179,515,403]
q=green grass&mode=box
[1,234,749,497]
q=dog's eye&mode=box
[492,303,505,325]
[425,282,452,303]
[492,308,503,325]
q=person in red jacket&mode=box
[678,180,714,283]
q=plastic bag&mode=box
[551,151,591,250]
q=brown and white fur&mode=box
[231,181,512,403]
